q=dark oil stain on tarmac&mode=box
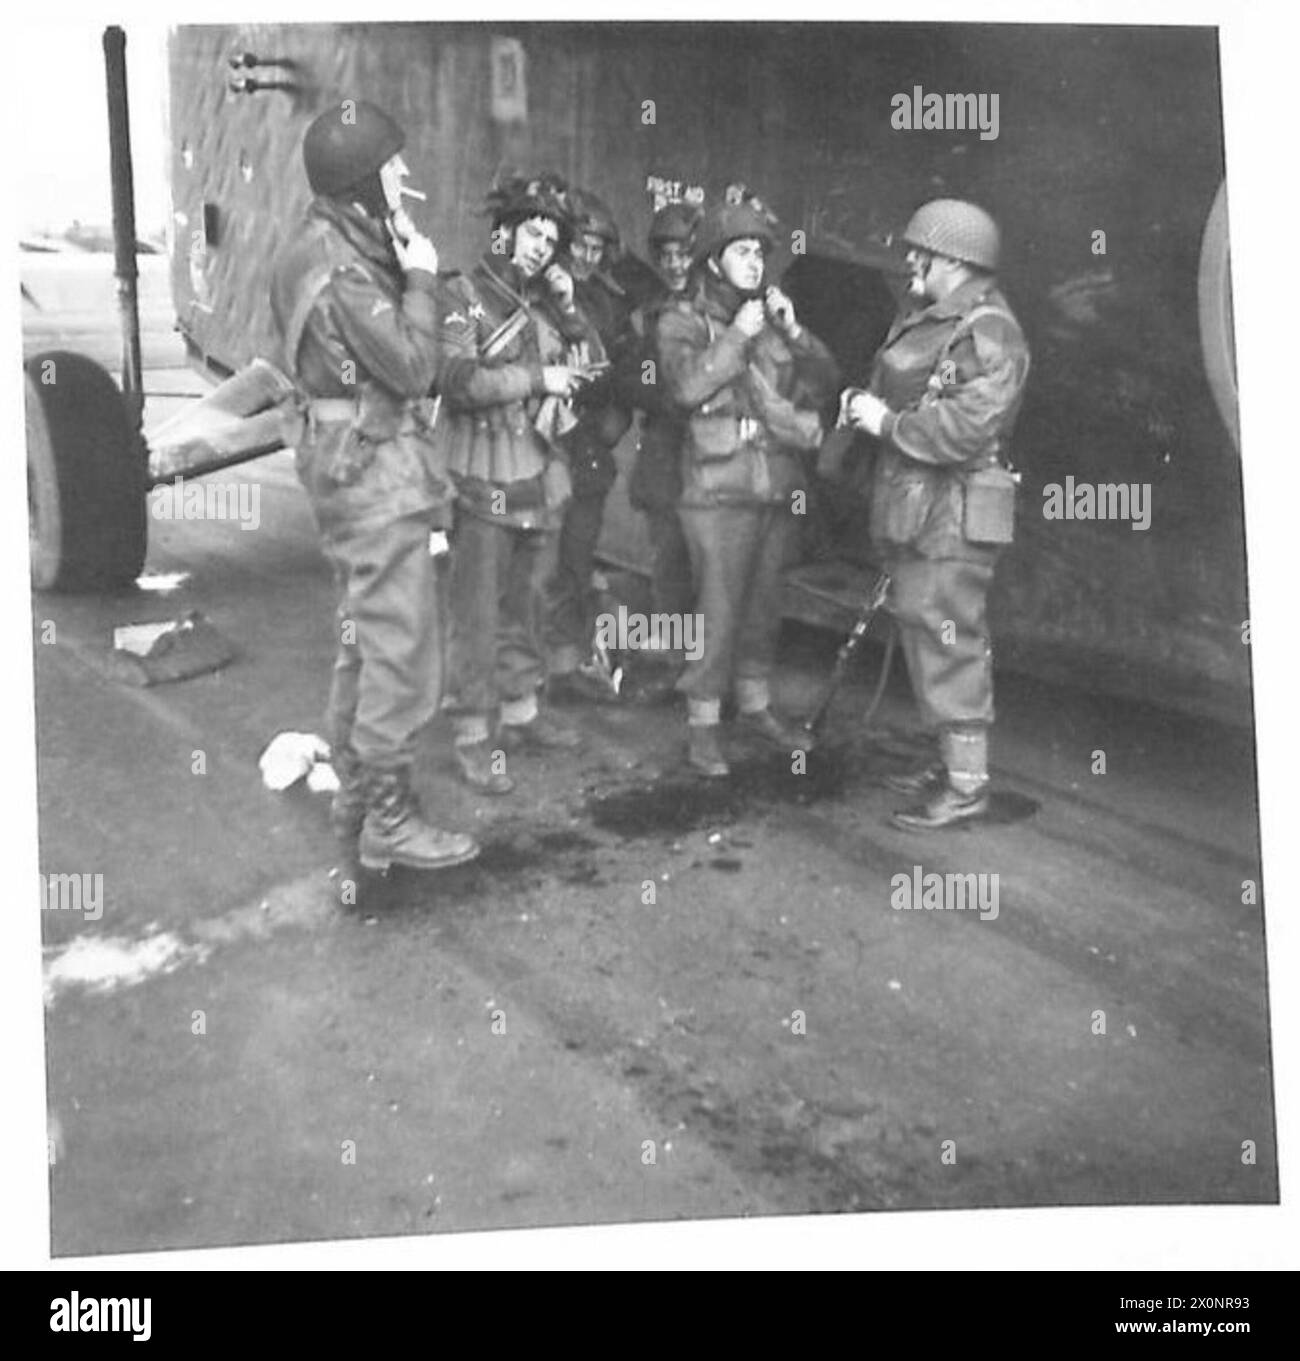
[354,755,1035,912]
[469,841,539,875]
[588,748,850,839]
[354,830,605,910]
[534,829,601,855]
[984,791,1040,825]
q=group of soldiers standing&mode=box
[270,100,1030,877]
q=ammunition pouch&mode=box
[871,456,942,548]
[303,386,410,488]
[304,399,379,488]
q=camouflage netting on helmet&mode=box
[693,200,779,262]
[484,173,575,251]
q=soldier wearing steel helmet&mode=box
[627,202,703,633]
[842,198,1031,830]
[657,194,840,777]
[612,201,705,703]
[433,174,597,793]
[269,99,479,874]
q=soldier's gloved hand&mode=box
[733,299,767,337]
[846,390,890,437]
[395,229,439,277]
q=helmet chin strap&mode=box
[343,171,393,224]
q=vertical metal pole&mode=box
[103,25,144,434]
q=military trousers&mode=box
[884,550,998,730]
[293,415,447,771]
[447,507,557,721]
[677,504,797,704]
[317,512,444,771]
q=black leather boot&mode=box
[358,766,481,872]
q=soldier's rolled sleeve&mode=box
[328,263,441,398]
[886,317,1028,467]
[656,307,750,410]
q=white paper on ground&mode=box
[305,761,340,793]
[258,731,332,791]
[113,620,181,655]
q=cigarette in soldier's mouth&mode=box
[399,185,428,201]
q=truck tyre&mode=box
[25,350,148,591]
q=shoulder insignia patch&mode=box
[443,310,469,327]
